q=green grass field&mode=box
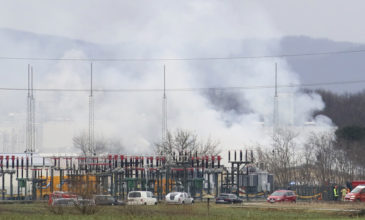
[0,202,364,220]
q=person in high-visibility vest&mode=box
[333,185,339,201]
[341,187,347,201]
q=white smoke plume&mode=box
[0,1,333,155]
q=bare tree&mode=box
[73,132,89,156]
[73,132,122,156]
[271,128,298,186]
[198,136,221,155]
[256,128,298,187]
[155,131,174,155]
[305,132,336,185]
[173,129,198,153]
[155,129,220,157]
[298,142,316,185]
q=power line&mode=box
[1,48,365,62]
[0,79,364,93]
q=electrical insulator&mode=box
[114,155,118,168]
[6,155,9,169]
[135,157,139,167]
[108,155,112,169]
[11,155,15,168]
[120,155,124,167]
[217,156,221,168]
[228,151,230,162]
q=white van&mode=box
[127,191,157,205]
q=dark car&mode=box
[76,199,96,206]
[51,198,76,207]
[267,190,297,203]
[94,195,125,206]
[215,193,243,204]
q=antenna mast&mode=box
[88,63,95,156]
[26,65,35,158]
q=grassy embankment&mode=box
[0,202,364,220]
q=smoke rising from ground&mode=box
[0,1,333,154]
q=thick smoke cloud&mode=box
[0,1,332,154]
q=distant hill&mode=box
[1,28,365,93]
[280,36,365,93]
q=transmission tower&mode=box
[162,65,167,142]
[273,63,279,131]
[88,63,95,156]
[26,64,35,157]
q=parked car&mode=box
[51,198,76,207]
[165,192,194,204]
[267,190,296,203]
[48,191,77,205]
[76,199,96,206]
[345,185,365,202]
[352,181,365,189]
[215,193,243,204]
[94,195,125,206]
[127,191,157,205]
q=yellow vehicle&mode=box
[37,175,97,199]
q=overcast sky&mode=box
[260,0,364,44]
[0,0,349,153]
[0,0,364,44]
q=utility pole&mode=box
[89,63,95,156]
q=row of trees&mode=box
[73,129,220,157]
[257,128,365,187]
